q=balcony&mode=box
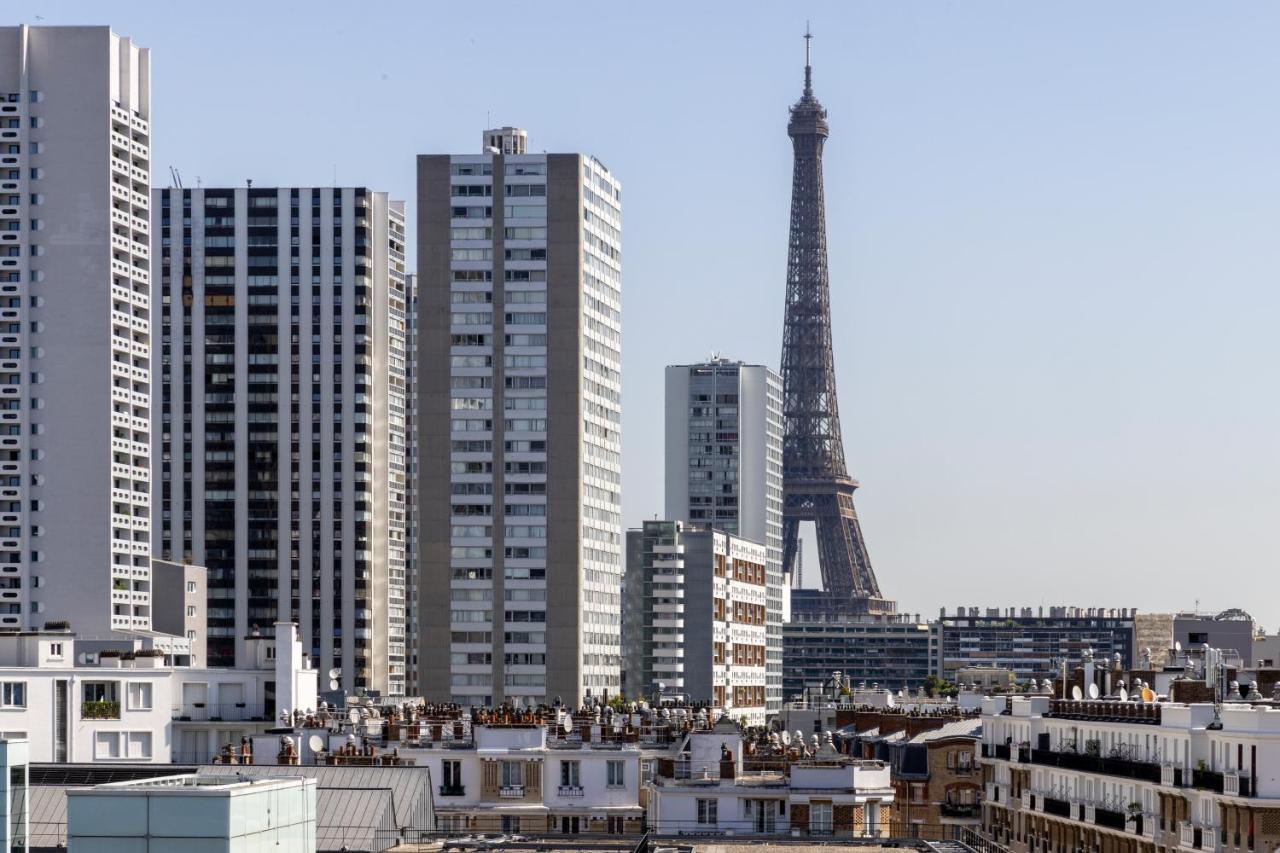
[1162,765,1184,787]
[170,702,267,722]
[437,784,465,797]
[1095,807,1126,832]
[1192,769,1225,794]
[1044,797,1071,819]
[82,701,120,720]
[1223,773,1252,797]
[1029,748,1161,783]
[941,803,981,818]
[557,785,584,798]
[498,785,524,798]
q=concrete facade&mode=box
[416,132,622,706]
[665,360,785,713]
[0,25,152,634]
[150,560,207,667]
[623,521,773,724]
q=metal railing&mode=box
[170,702,268,722]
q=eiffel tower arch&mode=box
[781,32,895,617]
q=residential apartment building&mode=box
[411,721,642,835]
[647,719,894,836]
[405,272,420,691]
[978,691,1280,853]
[150,559,207,666]
[937,607,1138,685]
[417,127,623,706]
[0,25,152,633]
[154,187,408,696]
[623,520,773,724]
[783,613,937,700]
[0,621,316,764]
[665,359,785,713]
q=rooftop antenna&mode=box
[246,178,253,189]
[168,166,183,189]
[803,22,814,95]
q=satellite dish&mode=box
[1141,687,1156,703]
[781,730,791,746]
[1071,685,1083,701]
[1117,687,1128,702]
[329,679,339,690]
[1087,683,1100,699]
[561,715,573,734]
[308,734,325,752]
[1174,641,1182,653]
[329,667,342,680]
[348,709,360,724]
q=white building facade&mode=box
[0,622,315,765]
[0,25,153,633]
[154,187,408,696]
[624,522,772,724]
[665,360,784,713]
[417,128,623,705]
[979,693,1280,853]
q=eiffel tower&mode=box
[780,29,895,616]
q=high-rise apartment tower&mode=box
[0,26,153,633]
[664,360,784,713]
[154,187,408,695]
[416,128,622,706]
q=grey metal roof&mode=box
[27,764,434,853]
[909,718,982,743]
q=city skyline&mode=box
[18,1,1280,630]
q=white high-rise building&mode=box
[0,26,152,633]
[154,186,408,696]
[665,360,784,713]
[417,128,622,705]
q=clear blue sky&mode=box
[28,1,1280,630]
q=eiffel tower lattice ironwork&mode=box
[780,29,892,614]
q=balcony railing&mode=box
[1223,773,1252,797]
[557,785,585,797]
[171,702,267,722]
[1029,748,1161,783]
[437,784,465,797]
[1044,797,1071,819]
[498,785,525,798]
[1095,808,1126,831]
[941,803,981,818]
[992,744,1011,761]
[1192,769,1225,794]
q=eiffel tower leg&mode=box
[782,516,800,581]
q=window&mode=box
[48,642,62,658]
[442,759,462,789]
[607,760,625,788]
[911,783,926,804]
[500,761,523,788]
[94,732,121,759]
[127,682,152,711]
[186,605,197,617]
[560,760,580,788]
[810,801,833,834]
[697,799,717,825]
[0,683,23,708]
[127,731,152,759]
[186,581,197,593]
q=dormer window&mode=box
[48,642,62,658]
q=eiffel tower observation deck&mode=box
[780,29,896,618]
